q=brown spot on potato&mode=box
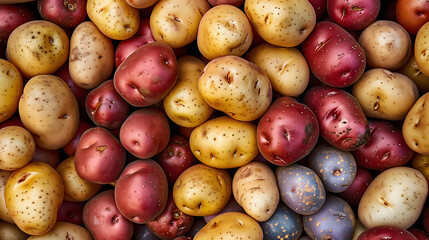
[96,145,107,153]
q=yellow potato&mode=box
[414,21,429,77]
[0,59,22,123]
[403,92,429,154]
[0,126,35,171]
[246,43,309,97]
[163,55,213,128]
[18,75,79,150]
[194,212,263,240]
[398,53,429,93]
[411,153,429,183]
[0,221,29,240]
[150,0,210,48]
[197,4,253,60]
[27,222,92,240]
[352,68,419,121]
[126,0,158,8]
[6,20,69,78]
[0,170,13,223]
[69,21,114,89]
[87,0,140,40]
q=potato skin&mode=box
[27,222,92,240]
[0,221,29,240]
[414,21,429,77]
[0,59,22,123]
[403,92,429,154]
[0,126,35,171]
[0,169,13,223]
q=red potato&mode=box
[0,3,36,47]
[308,0,327,19]
[74,127,126,184]
[301,21,366,88]
[337,167,373,206]
[357,225,418,240]
[114,41,178,107]
[37,0,87,29]
[327,0,380,31]
[62,119,92,156]
[30,146,61,168]
[115,160,168,224]
[396,0,429,35]
[409,229,429,240]
[208,0,244,6]
[56,200,85,226]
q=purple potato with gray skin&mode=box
[327,0,381,31]
[303,85,370,151]
[260,202,303,240]
[303,194,355,240]
[276,164,326,215]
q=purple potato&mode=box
[260,202,303,240]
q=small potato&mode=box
[197,4,253,60]
[194,212,263,240]
[163,55,213,128]
[246,43,309,97]
[56,156,102,202]
[411,153,429,182]
[198,55,272,122]
[352,68,419,121]
[150,0,210,48]
[18,75,79,150]
[190,116,258,169]
[0,126,35,171]
[69,21,114,89]
[6,20,69,78]
[233,162,279,222]
[0,221,29,240]
[358,166,428,229]
[87,0,140,40]
[27,222,92,240]
[415,21,429,77]
[398,53,429,93]
[0,170,13,223]
[0,59,22,123]
[403,92,429,154]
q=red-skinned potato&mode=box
[30,146,61,168]
[327,0,380,31]
[126,0,158,8]
[308,0,327,19]
[120,107,170,159]
[83,190,134,240]
[74,127,126,184]
[424,206,429,235]
[409,228,429,240]
[62,119,92,156]
[115,160,168,224]
[56,200,85,226]
[301,21,366,88]
[337,167,373,207]
[37,0,87,29]
[208,0,244,7]
[357,225,418,240]
[114,41,178,107]
[396,0,429,35]
[0,3,36,47]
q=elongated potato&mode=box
[403,92,429,154]
[0,59,22,123]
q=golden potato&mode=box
[0,170,13,223]
[398,53,429,93]
[411,153,429,183]
[403,92,429,154]
[0,59,22,123]
[0,126,35,171]
[414,21,429,77]
[0,221,29,240]
[27,222,92,240]
[126,0,158,8]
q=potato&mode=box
[69,21,114,89]
[198,55,272,122]
[87,0,140,40]
[163,55,213,128]
[190,116,258,169]
[56,156,101,202]
[0,170,13,223]
[0,126,35,171]
[27,222,92,240]
[18,75,79,150]
[126,0,158,8]
[194,212,263,240]
[352,68,419,121]
[197,4,253,60]
[246,43,309,97]
[0,220,29,240]
[415,21,429,77]
[398,53,429,93]
[403,92,429,154]
[6,20,69,78]
[173,163,232,216]
[411,153,429,182]
[5,162,64,235]
[244,0,316,47]
[0,59,22,123]
[358,166,428,229]
[150,0,210,48]
[233,162,279,222]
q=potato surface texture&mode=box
[0,59,22,123]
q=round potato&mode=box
[0,221,29,240]
[27,222,92,240]
[398,52,429,93]
[18,75,79,150]
[6,20,69,78]
[163,55,213,128]
[352,68,419,121]
[403,92,429,154]
[246,43,309,97]
[190,116,258,169]
[0,170,13,223]
[197,4,253,60]
[0,59,22,123]
[150,0,210,48]
[198,55,272,122]
[0,126,35,171]
[194,212,263,240]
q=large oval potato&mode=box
[403,92,429,154]
[6,20,69,78]
[358,166,428,229]
[27,222,92,240]
[0,126,35,171]
[18,75,79,150]
[190,116,258,169]
[0,59,22,123]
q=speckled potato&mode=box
[0,170,13,223]
[194,212,263,240]
[245,43,309,97]
[56,156,101,202]
[244,0,316,47]
[358,166,428,229]
[359,20,412,71]
[197,4,253,60]
[173,163,232,216]
[198,55,272,121]
[27,222,92,240]
[0,126,35,171]
[411,153,429,182]
[190,116,258,169]
[403,92,429,154]
[87,0,139,40]
[69,21,114,89]
[163,55,213,128]
[5,162,64,235]
[398,53,429,93]
[150,0,210,48]
[0,59,22,123]
[233,162,279,222]
[415,21,429,77]
[6,20,69,78]
[0,221,29,240]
